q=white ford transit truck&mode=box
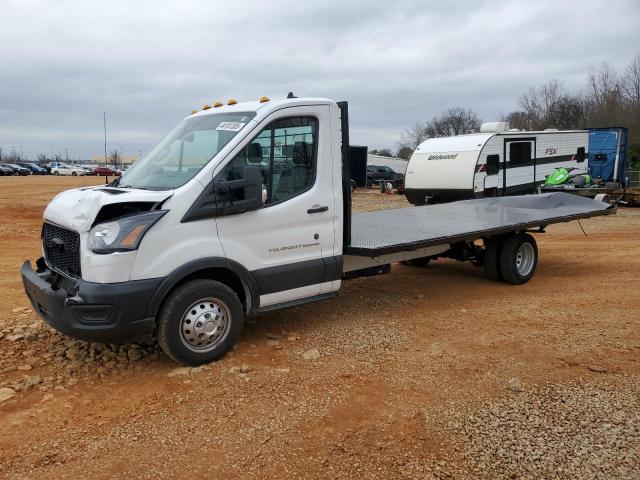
[21,96,613,365]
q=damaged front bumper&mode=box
[21,258,161,343]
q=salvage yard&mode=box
[0,176,639,479]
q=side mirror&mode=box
[214,166,264,216]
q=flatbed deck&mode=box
[346,193,614,256]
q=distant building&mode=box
[367,154,408,174]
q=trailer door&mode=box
[504,139,535,195]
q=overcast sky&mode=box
[1,0,638,160]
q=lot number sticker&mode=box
[216,122,246,132]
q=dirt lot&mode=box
[0,177,639,479]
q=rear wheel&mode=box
[72,171,77,176]
[157,279,244,365]
[498,233,538,284]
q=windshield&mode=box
[119,112,256,190]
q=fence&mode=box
[627,170,640,189]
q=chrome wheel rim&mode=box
[179,297,231,352]
[515,242,535,276]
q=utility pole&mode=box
[103,112,109,184]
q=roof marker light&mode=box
[227,99,237,105]
[191,110,197,115]
[213,101,223,108]
[259,96,270,103]
[202,104,212,110]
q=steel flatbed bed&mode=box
[346,193,614,257]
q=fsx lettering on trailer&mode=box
[21,96,614,365]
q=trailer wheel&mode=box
[157,279,244,366]
[498,233,538,285]
[483,236,504,281]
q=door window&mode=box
[509,142,532,166]
[219,116,318,205]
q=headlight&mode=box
[88,211,167,254]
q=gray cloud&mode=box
[1,0,638,159]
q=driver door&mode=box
[214,106,337,308]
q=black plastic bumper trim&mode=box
[21,259,161,343]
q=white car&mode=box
[51,164,86,176]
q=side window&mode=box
[219,116,317,205]
[576,146,586,163]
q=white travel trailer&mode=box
[404,123,589,205]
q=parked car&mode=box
[0,163,31,175]
[80,166,94,175]
[0,164,13,176]
[92,166,122,176]
[51,164,86,176]
[44,161,59,173]
[366,165,404,187]
[19,163,47,175]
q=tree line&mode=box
[388,54,640,165]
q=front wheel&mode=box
[498,233,538,284]
[157,279,244,365]
[72,171,77,176]
[53,171,59,176]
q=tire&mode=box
[72,171,77,176]
[54,171,59,176]
[157,279,244,366]
[403,257,431,267]
[483,236,505,281]
[498,233,538,285]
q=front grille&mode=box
[42,222,81,277]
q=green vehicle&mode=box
[544,167,592,188]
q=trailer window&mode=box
[220,116,318,205]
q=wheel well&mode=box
[165,267,248,312]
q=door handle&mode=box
[307,205,329,214]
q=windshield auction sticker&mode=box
[216,122,246,132]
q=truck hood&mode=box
[44,186,173,233]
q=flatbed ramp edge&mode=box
[346,193,614,256]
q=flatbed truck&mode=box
[21,97,614,365]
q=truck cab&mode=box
[22,97,345,364]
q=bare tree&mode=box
[425,107,481,137]
[509,80,584,130]
[622,54,640,107]
[397,146,413,160]
[53,153,64,162]
[37,153,48,162]
[374,148,394,157]
[398,122,429,153]
[0,147,3,162]
[109,150,122,169]
[584,62,625,128]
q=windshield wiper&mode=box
[120,184,151,190]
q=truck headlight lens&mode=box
[88,211,167,253]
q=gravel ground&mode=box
[436,378,640,479]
